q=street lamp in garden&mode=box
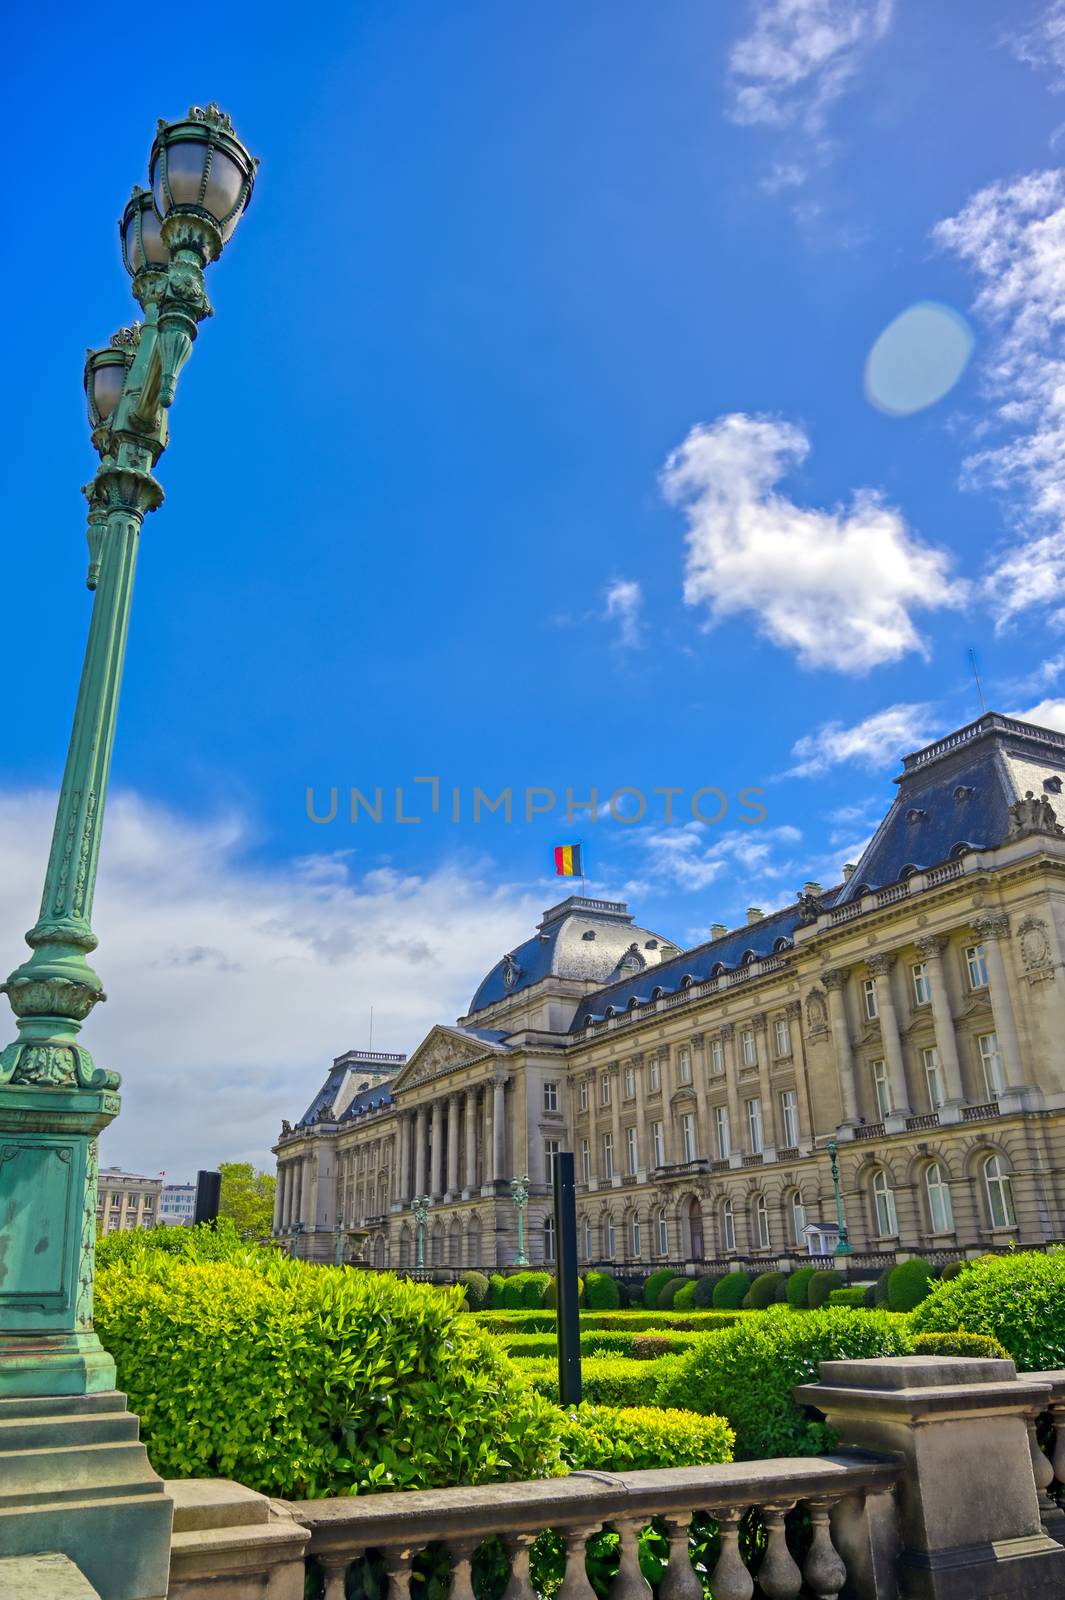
[413,1195,430,1269]
[511,1173,531,1267]
[826,1137,853,1259]
[0,104,257,1587]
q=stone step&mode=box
[0,1390,128,1422]
[0,1552,101,1599]
[0,1407,140,1452]
[0,1438,162,1501]
[168,1478,271,1533]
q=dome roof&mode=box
[467,896,679,1015]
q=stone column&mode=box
[587,1070,599,1184]
[492,1077,507,1181]
[608,1063,622,1183]
[915,934,965,1106]
[413,1104,427,1197]
[868,954,911,1116]
[447,1093,461,1201]
[632,1054,648,1177]
[822,969,858,1125]
[299,1157,313,1227]
[974,912,1024,1088]
[786,999,812,1139]
[429,1101,444,1199]
[287,1163,298,1227]
[273,1165,285,1232]
[690,1034,709,1160]
[464,1087,477,1193]
[398,1113,411,1203]
[752,1012,775,1152]
[660,1051,680,1164]
[721,1024,742,1167]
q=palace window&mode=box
[791,1190,806,1244]
[922,1047,944,1110]
[678,1047,692,1084]
[863,977,879,1020]
[626,1126,639,1175]
[984,1153,1016,1228]
[779,1088,798,1147]
[630,1213,642,1257]
[978,1033,1006,1098]
[966,943,989,990]
[872,1169,898,1237]
[652,1120,665,1168]
[722,1198,736,1252]
[710,1038,725,1074]
[649,1059,661,1092]
[714,1104,731,1160]
[746,1097,764,1154]
[579,1138,591,1184]
[606,1216,617,1258]
[741,1028,757,1067]
[912,962,931,1006]
[601,1074,612,1107]
[774,1016,791,1056]
[543,1216,556,1263]
[601,1132,614,1180]
[925,1161,954,1233]
[872,1059,892,1120]
[623,1064,636,1099]
[656,1209,669,1256]
[545,1139,560,1181]
[681,1112,696,1163]
[583,1218,593,1259]
[754,1194,770,1249]
[578,1080,588,1112]
[543,1081,559,1112]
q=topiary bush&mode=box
[523,1273,551,1308]
[785,1267,816,1309]
[657,1277,690,1310]
[871,1267,891,1307]
[657,1306,910,1458]
[521,1356,668,1406]
[584,1270,621,1311]
[938,1260,968,1282]
[888,1258,934,1312]
[487,1273,506,1309]
[673,1281,696,1311]
[95,1252,562,1496]
[745,1271,786,1310]
[692,1275,720,1308]
[910,1250,1065,1370]
[828,1286,868,1308]
[807,1270,843,1309]
[713,1272,751,1310]
[910,1331,1011,1360]
[458,1270,490,1310]
[541,1275,584,1309]
[643,1269,676,1309]
[557,1404,734,1472]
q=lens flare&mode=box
[864,301,974,417]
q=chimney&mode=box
[842,863,856,881]
[711,922,727,939]
[746,907,764,924]
[803,881,822,897]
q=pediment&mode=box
[389,1026,502,1093]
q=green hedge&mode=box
[518,1356,669,1406]
[657,1306,910,1458]
[95,1253,562,1497]
[713,1272,751,1309]
[487,1273,506,1309]
[692,1275,720,1308]
[657,1277,691,1310]
[744,1271,785,1310]
[458,1271,490,1310]
[472,1309,744,1334]
[584,1270,621,1311]
[488,1329,709,1360]
[910,1251,1065,1370]
[785,1267,816,1308]
[541,1275,584,1308]
[807,1270,843,1308]
[673,1281,696,1311]
[888,1259,934,1312]
[558,1404,734,1472]
[643,1269,676,1309]
[501,1272,552,1310]
[910,1331,1011,1360]
[828,1287,868,1308]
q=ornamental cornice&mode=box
[972,912,1010,941]
[821,968,847,992]
[914,933,947,959]
[867,953,896,977]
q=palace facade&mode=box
[272,712,1065,1274]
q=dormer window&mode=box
[950,841,973,858]
[1045,776,1063,795]
[582,929,596,940]
[954,785,974,801]
[900,864,919,878]
[907,808,926,823]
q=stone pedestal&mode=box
[166,1479,309,1599]
[796,1356,1065,1599]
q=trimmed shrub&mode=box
[657,1277,691,1310]
[630,1335,673,1360]
[745,1271,786,1310]
[785,1267,817,1309]
[871,1268,891,1307]
[673,1281,696,1311]
[96,1217,263,1267]
[487,1273,506,1309]
[910,1250,1065,1370]
[458,1270,490,1310]
[584,1270,621,1311]
[558,1404,734,1472]
[541,1275,584,1309]
[643,1269,677,1309]
[938,1260,968,1282]
[523,1273,551,1308]
[888,1259,934,1312]
[910,1331,1011,1360]
[828,1286,868,1308]
[713,1272,751,1310]
[95,1252,562,1496]
[807,1270,843,1309]
[521,1356,666,1406]
[657,1306,910,1458]
[692,1275,720,1308]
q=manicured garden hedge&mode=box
[643,1268,676,1309]
[584,1270,621,1310]
[785,1267,816,1308]
[807,1270,843,1308]
[472,1309,744,1334]
[910,1331,1010,1360]
[518,1355,679,1406]
[827,1286,868,1308]
[496,1329,712,1360]
[887,1258,934,1312]
[744,1271,785,1309]
[558,1404,734,1471]
[713,1271,750,1309]
[910,1250,1065,1369]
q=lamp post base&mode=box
[0,1331,116,1400]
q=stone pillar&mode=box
[299,1158,313,1228]
[822,969,858,1125]
[660,1051,680,1164]
[447,1093,461,1201]
[492,1077,507,1182]
[974,913,1024,1089]
[272,1165,285,1232]
[868,954,911,1116]
[690,1034,709,1160]
[413,1104,427,1198]
[608,1063,622,1182]
[795,1355,1065,1598]
[752,1012,775,1152]
[915,934,965,1107]
[632,1055,648,1177]
[286,1163,298,1228]
[721,1025,742,1167]
[429,1101,444,1200]
[398,1114,411,1204]
[464,1088,477,1193]
[786,1000,812,1139]
[587,1070,599,1183]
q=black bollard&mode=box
[194,1169,221,1228]
[553,1151,582,1405]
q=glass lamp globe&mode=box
[149,103,257,257]
[120,187,168,277]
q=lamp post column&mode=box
[826,1138,853,1258]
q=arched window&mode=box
[722,1198,736,1252]
[582,1218,593,1260]
[872,1170,898,1238]
[925,1161,954,1233]
[606,1215,617,1259]
[630,1212,642,1258]
[656,1208,669,1256]
[543,1216,556,1264]
[431,1224,444,1265]
[754,1194,770,1249]
[984,1153,1017,1229]
[791,1190,806,1245]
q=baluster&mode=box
[707,1509,753,1600]
[321,1553,352,1600]
[502,1533,537,1600]
[757,1504,802,1600]
[1029,1417,1056,1497]
[386,1548,414,1600]
[450,1540,478,1600]
[557,1526,600,1600]
[658,1513,702,1600]
[1050,1402,1065,1489]
[613,1518,651,1600]
[802,1500,847,1600]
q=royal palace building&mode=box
[273,712,1065,1275]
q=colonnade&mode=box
[398,1075,509,1203]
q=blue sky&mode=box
[6,0,1065,1172]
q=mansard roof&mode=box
[297,1049,405,1129]
[468,895,679,1015]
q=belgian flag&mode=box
[554,842,583,877]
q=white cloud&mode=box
[1006,2,1065,89]
[604,578,644,649]
[0,792,541,1177]
[1010,696,1065,732]
[787,702,942,777]
[660,414,967,673]
[728,0,894,133]
[935,170,1065,629]
[620,822,804,899]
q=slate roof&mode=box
[297,1051,403,1128]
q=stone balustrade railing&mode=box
[290,1453,902,1600]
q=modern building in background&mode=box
[273,713,1065,1271]
[96,1168,163,1234]
[159,1182,196,1227]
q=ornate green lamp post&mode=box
[825,1137,853,1259]
[511,1173,531,1267]
[0,105,257,1406]
[413,1194,430,1268]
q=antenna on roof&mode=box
[968,647,987,715]
[369,1006,374,1052]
